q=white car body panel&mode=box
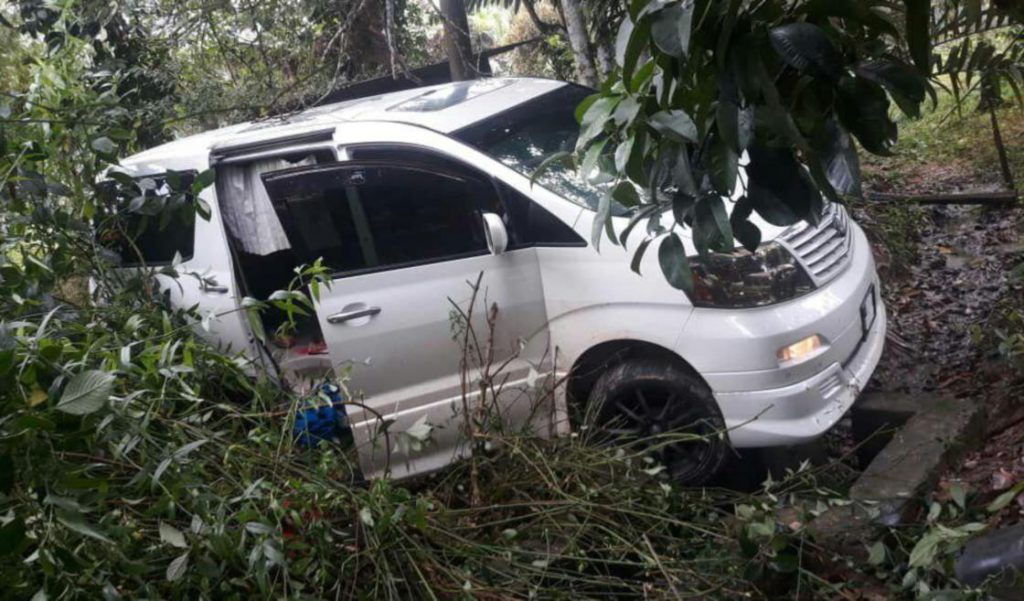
[115,77,886,480]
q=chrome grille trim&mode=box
[778,203,853,286]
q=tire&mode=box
[586,357,729,485]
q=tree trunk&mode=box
[988,103,1017,191]
[440,0,475,81]
[558,0,598,88]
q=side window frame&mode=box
[262,160,496,279]
[343,143,586,250]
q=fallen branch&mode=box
[867,191,1019,206]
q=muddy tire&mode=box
[586,358,729,485]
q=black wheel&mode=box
[586,358,729,485]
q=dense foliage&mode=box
[569,0,1021,290]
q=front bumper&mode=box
[716,291,886,446]
[677,222,886,448]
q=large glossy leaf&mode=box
[815,119,862,198]
[745,145,818,226]
[56,370,115,415]
[617,17,651,86]
[716,97,754,154]
[856,59,929,118]
[694,194,734,255]
[802,0,900,38]
[768,23,843,81]
[577,97,619,151]
[836,76,898,155]
[650,1,694,58]
[658,234,694,293]
[649,110,698,143]
[707,134,739,197]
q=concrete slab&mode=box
[850,394,985,524]
[804,393,986,544]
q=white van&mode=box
[111,77,886,483]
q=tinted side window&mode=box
[98,175,196,266]
[263,164,494,275]
[500,184,585,248]
[348,145,585,249]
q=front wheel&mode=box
[586,358,729,485]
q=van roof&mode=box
[122,78,568,167]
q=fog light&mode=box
[777,335,822,363]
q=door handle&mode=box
[327,306,381,324]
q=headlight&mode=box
[688,242,814,308]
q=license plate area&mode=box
[860,284,878,340]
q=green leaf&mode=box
[695,194,734,253]
[359,507,375,528]
[867,541,887,566]
[986,481,1024,513]
[631,238,654,274]
[768,23,843,81]
[615,137,636,174]
[908,530,942,568]
[745,145,817,226]
[814,119,862,198]
[708,135,739,197]
[160,522,188,548]
[611,181,642,208]
[577,97,619,151]
[802,0,900,38]
[166,551,189,582]
[592,187,613,251]
[650,1,694,58]
[191,169,216,195]
[574,94,600,124]
[856,59,928,118]
[630,60,657,93]
[658,234,694,293]
[612,96,641,125]
[57,511,113,544]
[649,110,697,143]
[581,140,610,184]
[836,76,898,156]
[618,17,651,87]
[90,137,116,155]
[716,97,753,154]
[904,0,931,74]
[56,370,115,416]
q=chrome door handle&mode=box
[327,306,381,324]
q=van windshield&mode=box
[453,84,627,216]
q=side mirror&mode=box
[481,212,508,256]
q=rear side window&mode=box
[263,163,496,276]
[98,173,196,266]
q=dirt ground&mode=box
[857,150,1024,523]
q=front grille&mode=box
[779,203,853,285]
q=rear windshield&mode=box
[453,84,627,215]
